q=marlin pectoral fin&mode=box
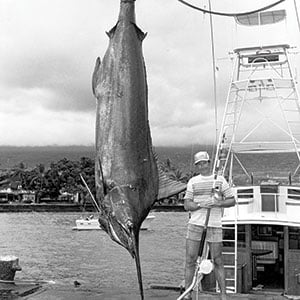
[98,215,109,232]
[92,57,101,96]
[98,215,128,250]
[132,23,147,41]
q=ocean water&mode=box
[0,212,188,297]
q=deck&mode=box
[12,284,295,300]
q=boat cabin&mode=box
[222,182,300,295]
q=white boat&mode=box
[72,214,155,231]
[212,42,300,296]
[193,4,300,296]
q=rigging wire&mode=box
[177,0,286,17]
[79,173,100,213]
[294,0,300,33]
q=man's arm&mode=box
[220,196,235,208]
[217,176,236,208]
[184,199,199,211]
[209,189,235,208]
[184,198,216,211]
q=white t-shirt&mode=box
[184,174,234,228]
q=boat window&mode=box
[261,194,279,212]
[237,188,253,199]
[289,227,300,250]
[235,9,286,26]
[257,226,272,236]
[248,54,279,64]
[261,185,278,194]
[261,185,278,212]
[288,189,300,200]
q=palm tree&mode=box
[30,163,47,203]
[169,169,187,183]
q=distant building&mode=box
[0,187,36,203]
[58,192,74,202]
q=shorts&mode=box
[186,224,222,243]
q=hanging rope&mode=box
[177,0,286,17]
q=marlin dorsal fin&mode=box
[153,151,187,200]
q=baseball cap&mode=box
[194,151,210,165]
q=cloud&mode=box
[0,105,94,146]
[0,0,299,146]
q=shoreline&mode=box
[0,203,185,213]
[0,203,82,213]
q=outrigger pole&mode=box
[208,0,218,173]
[177,130,228,300]
[178,1,228,298]
[293,0,300,33]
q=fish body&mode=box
[92,0,158,298]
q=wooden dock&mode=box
[12,284,297,300]
[0,282,41,299]
[149,284,296,299]
[1,281,297,300]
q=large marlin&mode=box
[92,0,158,299]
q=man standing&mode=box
[183,151,235,300]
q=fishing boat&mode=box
[203,10,300,296]
[72,214,156,231]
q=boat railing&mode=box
[231,171,300,186]
[234,187,300,215]
[235,44,290,69]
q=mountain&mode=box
[0,145,211,173]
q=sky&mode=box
[0,0,299,147]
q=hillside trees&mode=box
[4,156,188,204]
[5,157,96,201]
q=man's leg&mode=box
[209,241,227,300]
[185,238,200,295]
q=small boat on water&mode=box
[72,214,156,231]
